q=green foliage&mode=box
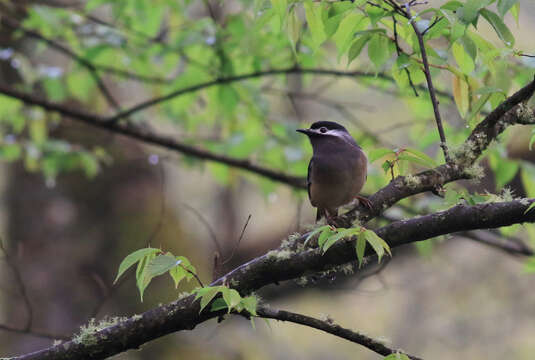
[115,248,197,302]
[306,225,391,266]
[193,286,258,315]
[384,353,410,360]
[369,147,437,179]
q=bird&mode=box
[297,121,371,222]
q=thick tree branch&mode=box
[342,77,535,225]
[256,306,423,360]
[11,199,535,360]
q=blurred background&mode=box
[1,0,535,359]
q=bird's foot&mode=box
[354,195,373,209]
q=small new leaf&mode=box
[114,247,160,284]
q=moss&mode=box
[295,276,309,286]
[464,163,485,181]
[403,174,421,189]
[72,316,128,345]
[266,249,293,260]
[516,103,535,124]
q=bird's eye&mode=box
[319,127,327,133]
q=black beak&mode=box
[296,128,311,135]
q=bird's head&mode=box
[296,121,358,149]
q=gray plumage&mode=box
[297,121,368,221]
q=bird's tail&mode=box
[316,208,325,222]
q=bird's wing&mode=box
[307,158,313,202]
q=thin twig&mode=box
[406,3,450,162]
[1,17,121,112]
[221,215,251,265]
[0,242,32,331]
[182,203,222,255]
[256,306,423,360]
[180,264,204,287]
[0,241,69,340]
[392,15,419,97]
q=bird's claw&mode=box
[355,195,373,209]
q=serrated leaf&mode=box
[304,225,330,245]
[222,288,242,312]
[114,248,160,284]
[497,0,519,18]
[403,148,437,167]
[452,42,475,75]
[368,34,390,69]
[318,227,335,247]
[196,286,221,313]
[241,295,258,316]
[332,13,360,56]
[369,148,395,162]
[210,298,228,312]
[136,251,157,302]
[480,9,515,47]
[397,154,433,168]
[382,160,392,174]
[347,35,371,65]
[355,232,366,267]
[145,254,182,279]
[169,266,186,288]
[321,228,355,253]
[364,230,391,262]
[304,1,326,50]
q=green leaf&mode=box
[321,228,356,253]
[524,202,535,215]
[287,7,301,51]
[317,227,336,248]
[210,298,229,312]
[523,257,535,273]
[480,9,515,47]
[114,248,160,284]
[403,148,437,167]
[368,34,390,70]
[452,74,469,118]
[304,1,326,50]
[195,286,222,313]
[364,230,391,262]
[369,148,395,162]
[355,232,366,267]
[136,250,157,302]
[452,42,475,75]
[382,160,393,174]
[145,254,182,279]
[332,13,360,56]
[222,288,242,312]
[347,35,371,65]
[510,2,519,25]
[497,0,519,18]
[271,0,287,26]
[384,353,410,360]
[241,295,258,316]
[304,225,330,245]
